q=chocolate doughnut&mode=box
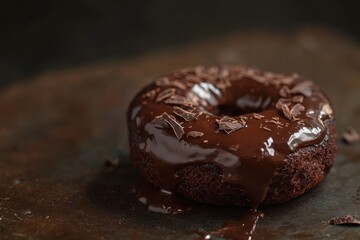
[127,66,336,208]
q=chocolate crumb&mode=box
[290,80,313,97]
[253,113,265,120]
[187,131,204,138]
[216,116,246,134]
[342,127,360,144]
[173,106,200,121]
[328,215,360,226]
[156,88,176,102]
[105,157,119,167]
[162,112,185,139]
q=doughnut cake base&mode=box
[129,119,335,206]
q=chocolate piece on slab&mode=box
[328,215,360,226]
[342,127,360,144]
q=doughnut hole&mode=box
[215,94,273,117]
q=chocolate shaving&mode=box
[275,98,291,110]
[342,127,360,144]
[290,80,313,97]
[279,75,296,85]
[151,115,169,127]
[253,113,265,119]
[194,66,205,76]
[328,215,360,226]
[143,89,156,98]
[185,75,202,83]
[267,119,282,126]
[270,75,296,87]
[155,77,170,86]
[280,102,305,121]
[173,106,200,121]
[162,112,185,139]
[170,80,187,90]
[156,88,176,102]
[291,95,304,103]
[164,95,194,108]
[216,116,246,134]
[291,103,305,117]
[281,103,292,120]
[215,79,231,90]
[187,131,204,138]
[262,126,272,132]
[279,86,291,98]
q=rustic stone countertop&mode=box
[0,28,359,239]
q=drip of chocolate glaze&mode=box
[129,66,333,208]
[197,210,264,240]
[134,177,263,239]
[135,178,194,214]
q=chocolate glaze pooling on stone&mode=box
[128,66,333,208]
[197,210,264,240]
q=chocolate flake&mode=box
[328,215,360,226]
[275,98,291,110]
[272,116,280,121]
[279,86,291,98]
[164,95,194,108]
[281,104,292,121]
[342,127,360,144]
[170,80,187,90]
[281,103,305,121]
[291,95,304,103]
[270,75,295,87]
[253,113,265,120]
[151,115,169,127]
[290,80,313,97]
[156,88,176,102]
[162,112,185,139]
[173,106,200,121]
[216,116,246,134]
[187,131,204,138]
[143,89,156,98]
[279,76,296,85]
[155,77,170,86]
[267,119,282,126]
[262,126,272,132]
[291,103,305,117]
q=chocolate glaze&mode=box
[128,66,333,208]
[135,178,194,214]
[197,209,264,240]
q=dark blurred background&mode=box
[0,0,359,86]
